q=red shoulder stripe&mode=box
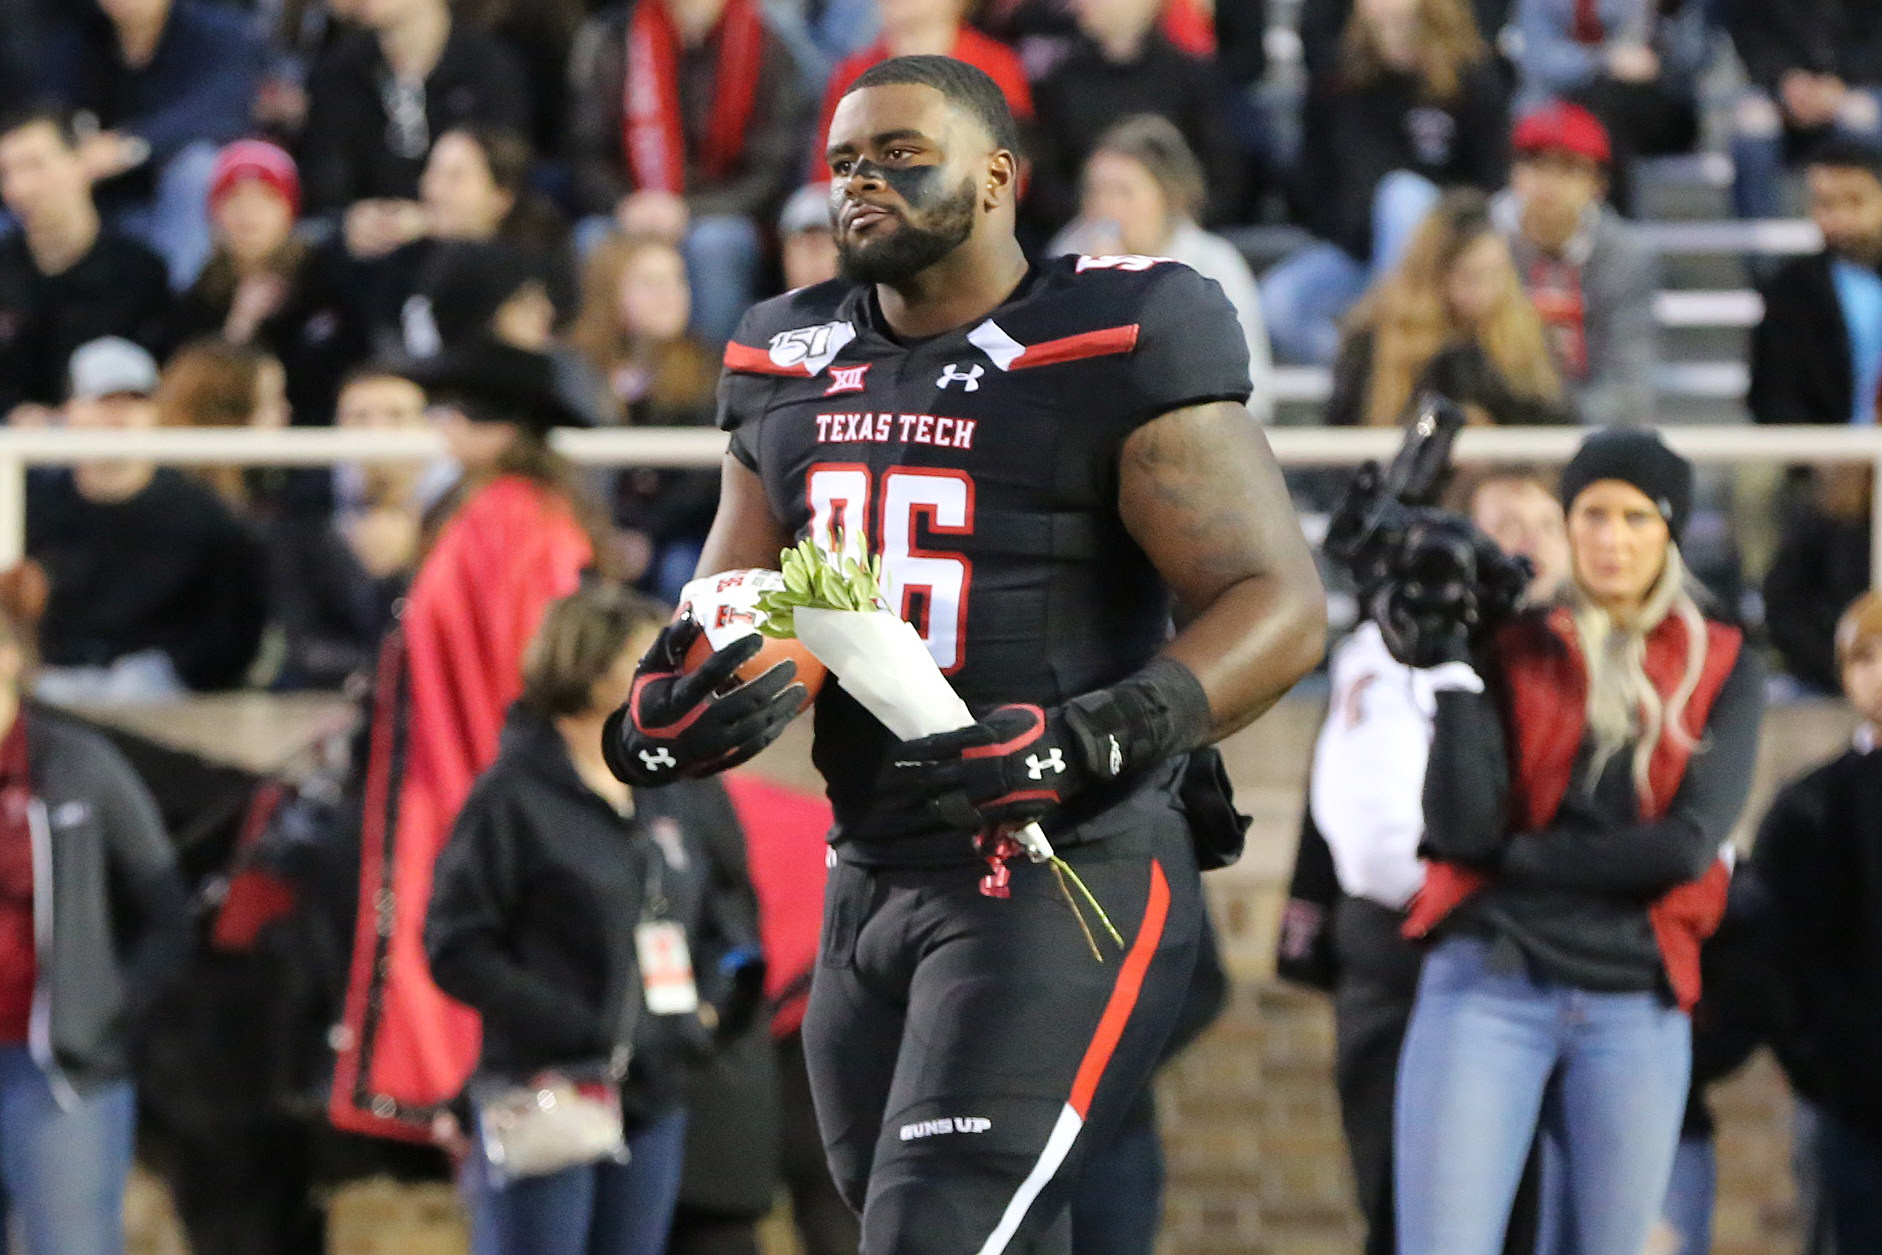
[723,342,812,376]
[1009,324,1140,370]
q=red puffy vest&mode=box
[1402,606,1742,1011]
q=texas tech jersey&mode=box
[719,255,1252,864]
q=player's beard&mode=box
[836,175,978,285]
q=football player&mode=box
[606,55,1326,1255]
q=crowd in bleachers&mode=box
[4,2,1882,1255]
[6,0,1882,698]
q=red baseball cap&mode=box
[1512,103,1611,167]
[208,139,301,217]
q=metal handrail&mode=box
[2,423,1877,582]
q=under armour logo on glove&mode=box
[936,363,982,391]
[891,704,1092,830]
[602,617,807,789]
[1025,750,1066,779]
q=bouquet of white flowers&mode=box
[754,535,1120,958]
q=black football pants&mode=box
[803,814,1201,1255]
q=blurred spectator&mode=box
[298,0,530,218]
[406,240,607,430]
[345,126,573,352]
[1748,139,1882,426]
[1309,468,1566,1255]
[1495,104,1657,426]
[1025,0,1240,237]
[1263,0,1509,366]
[1764,464,1871,694]
[1395,428,1762,1255]
[810,0,1032,175]
[327,338,612,1142]
[1326,192,1571,426]
[1050,115,1274,421]
[408,240,559,354]
[252,0,366,137]
[0,107,174,424]
[568,0,812,344]
[725,773,859,1255]
[450,0,587,156]
[270,367,432,689]
[778,181,840,290]
[1755,589,1882,1255]
[1723,0,1882,221]
[428,582,762,1255]
[1298,0,1512,81]
[178,140,370,427]
[0,563,190,1255]
[154,338,294,510]
[1511,0,1706,212]
[28,338,269,700]
[40,0,266,287]
[569,235,722,601]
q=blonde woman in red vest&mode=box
[1389,427,1763,1255]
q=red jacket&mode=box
[329,476,592,1141]
[1404,607,1742,1011]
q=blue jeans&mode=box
[1260,170,1441,365]
[114,141,220,289]
[1731,87,1882,219]
[1819,1109,1882,1255]
[1395,936,1691,1255]
[0,1045,136,1255]
[469,1109,689,1255]
[1538,1130,1714,1255]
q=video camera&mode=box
[1324,393,1533,667]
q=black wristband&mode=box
[1061,656,1213,782]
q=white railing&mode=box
[4,423,1881,584]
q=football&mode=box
[676,569,827,712]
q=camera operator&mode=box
[1310,468,1568,1255]
[1392,428,1764,1255]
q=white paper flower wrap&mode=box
[793,607,1055,862]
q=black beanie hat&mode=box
[1559,427,1693,539]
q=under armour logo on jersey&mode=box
[1026,750,1066,779]
[639,747,678,772]
[823,363,871,395]
[936,363,983,391]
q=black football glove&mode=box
[891,703,1092,831]
[602,618,805,787]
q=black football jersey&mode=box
[718,255,1252,864]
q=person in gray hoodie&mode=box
[1494,102,1659,425]
[0,562,190,1255]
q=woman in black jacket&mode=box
[426,583,761,1255]
[1389,429,1763,1255]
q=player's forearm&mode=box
[1163,572,1327,740]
